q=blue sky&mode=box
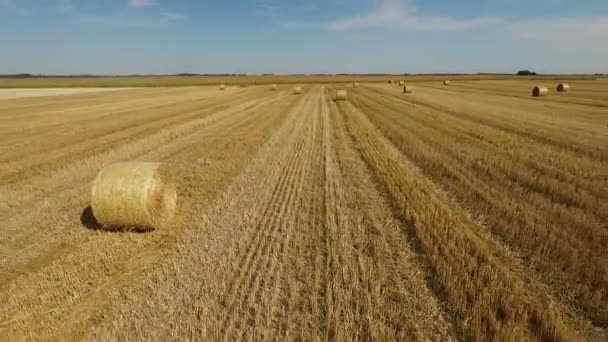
[1,0,607,74]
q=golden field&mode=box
[0,74,600,88]
[0,79,606,340]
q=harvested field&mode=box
[1,81,606,340]
[0,88,135,100]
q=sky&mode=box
[1,0,607,74]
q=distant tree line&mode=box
[517,70,537,76]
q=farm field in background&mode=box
[0,74,602,88]
[0,80,606,340]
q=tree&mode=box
[517,70,537,76]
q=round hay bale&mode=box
[403,85,414,93]
[91,162,177,230]
[271,84,278,91]
[219,84,225,90]
[335,89,348,101]
[293,86,302,94]
[388,80,394,84]
[443,80,451,85]
[353,82,360,88]
[532,86,548,97]
[399,81,405,86]
[557,83,570,92]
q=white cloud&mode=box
[1,0,73,14]
[327,0,499,32]
[508,16,608,48]
[0,0,29,14]
[53,0,73,13]
[76,11,186,27]
[507,16,608,73]
[128,0,157,9]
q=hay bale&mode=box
[293,86,302,94]
[353,82,360,88]
[443,80,451,85]
[271,84,277,90]
[388,80,394,84]
[335,89,348,101]
[91,162,177,230]
[399,81,405,86]
[403,85,414,93]
[557,83,570,92]
[532,86,548,97]
[219,84,225,90]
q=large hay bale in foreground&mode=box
[91,162,177,230]
[403,85,414,93]
[399,81,405,86]
[353,82,360,88]
[532,86,548,97]
[219,84,225,90]
[443,80,451,85]
[557,83,570,92]
[293,86,302,94]
[335,89,348,101]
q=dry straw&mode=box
[335,89,348,101]
[399,81,405,86]
[353,82,360,88]
[532,86,549,97]
[403,85,414,93]
[557,83,570,92]
[219,84,225,90]
[443,80,451,85]
[293,86,302,94]
[271,84,278,90]
[91,162,177,230]
[388,80,394,84]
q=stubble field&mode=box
[1,79,607,340]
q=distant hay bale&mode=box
[557,83,570,92]
[399,81,405,86]
[388,80,394,84]
[293,86,302,94]
[532,86,549,97]
[335,89,348,101]
[353,82,360,88]
[219,84,225,90]
[443,80,451,85]
[271,84,277,90]
[403,85,414,93]
[91,162,177,230]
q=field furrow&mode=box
[420,80,608,108]
[78,86,322,340]
[0,87,297,339]
[323,88,452,340]
[350,85,608,324]
[336,96,588,340]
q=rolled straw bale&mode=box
[443,80,451,85]
[532,86,548,97]
[399,81,405,86]
[219,84,225,90]
[388,80,394,84]
[271,84,278,90]
[293,86,302,94]
[353,82,360,88]
[403,85,414,93]
[335,90,348,101]
[557,83,570,92]
[91,162,177,230]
